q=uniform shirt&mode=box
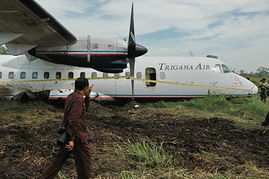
[64,90,88,144]
[260,82,268,92]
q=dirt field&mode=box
[0,101,268,178]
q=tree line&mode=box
[240,67,269,77]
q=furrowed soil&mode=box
[0,101,268,178]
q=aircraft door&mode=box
[145,67,156,87]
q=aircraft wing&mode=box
[0,0,77,55]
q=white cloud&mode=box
[34,0,269,71]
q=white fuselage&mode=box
[0,55,258,101]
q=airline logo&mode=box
[159,63,211,71]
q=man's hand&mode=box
[65,141,74,151]
[85,85,93,97]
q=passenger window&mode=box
[103,73,108,77]
[145,68,156,87]
[32,72,38,79]
[114,73,120,77]
[68,72,74,79]
[91,72,97,78]
[160,72,165,80]
[20,72,26,79]
[136,72,142,79]
[44,72,50,79]
[56,72,61,79]
[94,44,98,49]
[80,72,85,78]
[8,72,14,79]
[222,64,231,73]
[0,72,2,79]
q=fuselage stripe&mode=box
[36,50,127,53]
[0,76,252,92]
[37,53,127,56]
[36,50,128,56]
[48,93,252,99]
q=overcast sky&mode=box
[35,0,269,72]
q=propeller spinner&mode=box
[128,3,148,100]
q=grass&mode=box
[142,95,269,127]
[1,95,269,178]
[230,96,268,118]
[183,95,230,112]
[119,171,144,179]
[58,172,69,179]
[114,140,188,178]
[116,140,172,169]
[0,100,61,127]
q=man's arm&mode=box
[67,96,83,142]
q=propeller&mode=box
[127,3,147,100]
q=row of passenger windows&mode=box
[0,71,164,80]
[0,72,88,80]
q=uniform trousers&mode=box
[39,141,91,179]
[262,112,269,126]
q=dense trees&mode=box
[256,67,269,77]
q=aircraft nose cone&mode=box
[135,44,148,57]
[251,85,258,95]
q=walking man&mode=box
[40,77,92,179]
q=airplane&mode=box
[0,54,258,101]
[0,0,258,101]
[0,0,147,98]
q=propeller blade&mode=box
[128,3,136,58]
[129,57,135,99]
[128,3,136,100]
[127,3,147,100]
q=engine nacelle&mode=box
[28,37,128,72]
[28,36,147,73]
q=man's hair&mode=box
[75,77,89,91]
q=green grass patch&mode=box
[142,95,269,125]
[0,101,61,127]
[230,96,268,119]
[119,171,144,179]
[143,100,181,108]
[242,163,259,172]
[182,95,230,112]
[116,140,172,169]
[58,171,69,179]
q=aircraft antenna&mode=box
[189,51,194,57]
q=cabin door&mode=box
[145,67,157,87]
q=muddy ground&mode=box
[0,102,268,178]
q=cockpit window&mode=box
[222,64,232,73]
[212,64,221,73]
